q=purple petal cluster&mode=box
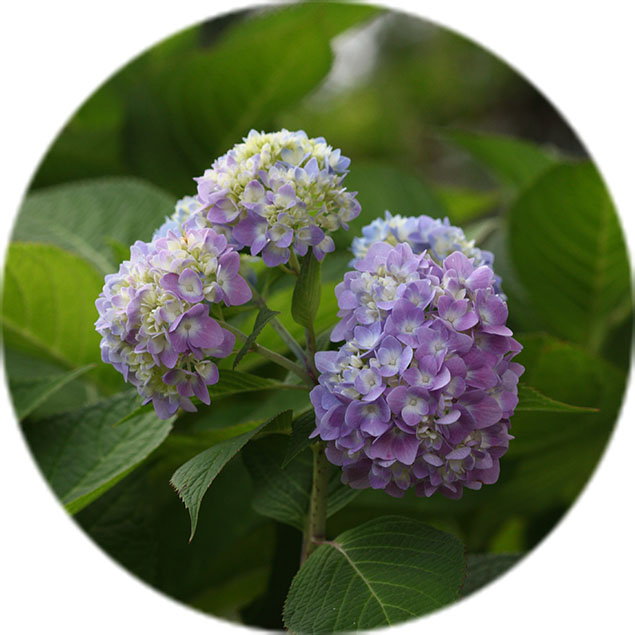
[160,130,361,266]
[95,227,251,419]
[311,241,523,499]
[351,210,503,295]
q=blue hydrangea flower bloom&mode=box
[95,227,251,419]
[351,211,503,295]
[311,241,523,499]
[157,130,361,266]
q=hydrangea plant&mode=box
[92,130,536,629]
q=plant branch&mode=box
[217,319,313,386]
[288,250,301,274]
[248,281,311,370]
[301,441,330,565]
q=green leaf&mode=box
[242,280,339,367]
[2,242,120,392]
[283,516,465,631]
[9,364,95,420]
[341,162,447,248]
[23,391,174,514]
[292,251,322,329]
[213,369,303,397]
[75,469,161,584]
[242,435,359,531]
[486,334,627,513]
[189,567,270,618]
[31,84,126,189]
[4,347,99,417]
[170,410,292,540]
[233,306,280,369]
[461,553,522,597]
[516,383,600,413]
[509,162,630,351]
[13,178,175,274]
[447,129,559,190]
[282,410,316,468]
[433,185,500,224]
[158,3,379,169]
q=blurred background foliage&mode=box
[2,1,632,628]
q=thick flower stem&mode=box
[217,319,313,386]
[301,441,330,565]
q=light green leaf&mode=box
[462,554,522,597]
[13,178,174,274]
[509,162,631,351]
[23,391,174,514]
[292,251,322,330]
[2,242,120,392]
[282,409,316,468]
[433,185,500,224]
[233,306,280,369]
[283,516,465,631]
[516,383,599,413]
[242,435,359,531]
[170,410,292,540]
[447,129,559,190]
[9,364,95,420]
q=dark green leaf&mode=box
[9,364,95,420]
[517,383,600,413]
[170,410,292,540]
[242,435,359,531]
[509,162,630,351]
[447,129,559,190]
[31,85,126,189]
[213,369,304,397]
[23,391,174,514]
[486,334,627,513]
[158,3,379,169]
[75,469,160,584]
[292,251,322,329]
[13,178,175,274]
[283,516,465,631]
[2,242,120,392]
[341,162,447,249]
[282,409,316,468]
[233,306,280,369]
[4,347,98,417]
[461,553,522,597]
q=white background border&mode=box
[1,1,633,633]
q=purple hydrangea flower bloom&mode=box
[351,210,503,296]
[95,226,252,419]
[311,241,523,499]
[171,130,360,266]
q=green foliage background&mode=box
[2,3,632,629]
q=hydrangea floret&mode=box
[155,129,361,267]
[310,241,523,499]
[95,227,251,419]
[351,210,504,295]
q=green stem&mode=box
[248,281,310,370]
[217,319,313,386]
[301,442,330,564]
[288,250,301,275]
